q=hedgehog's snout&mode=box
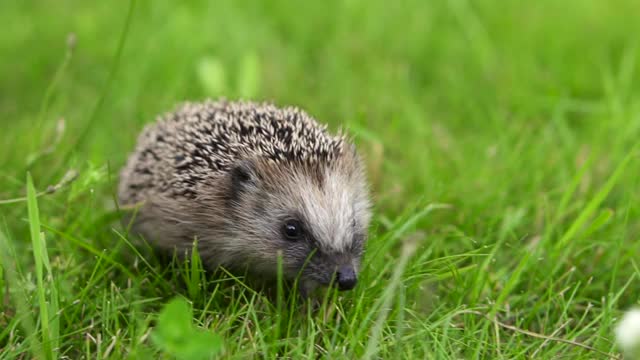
[335,265,357,291]
[300,253,360,291]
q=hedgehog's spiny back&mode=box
[119,99,346,203]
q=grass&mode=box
[1,0,640,358]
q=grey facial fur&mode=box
[118,99,371,295]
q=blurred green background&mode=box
[3,0,637,204]
[1,0,639,358]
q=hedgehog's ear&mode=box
[230,158,259,192]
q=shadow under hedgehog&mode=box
[118,99,372,297]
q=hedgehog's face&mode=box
[227,153,371,294]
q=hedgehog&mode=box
[118,99,372,296]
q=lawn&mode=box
[1,0,639,358]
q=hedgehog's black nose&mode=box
[336,265,357,291]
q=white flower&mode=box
[615,308,640,354]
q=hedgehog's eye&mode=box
[282,219,304,241]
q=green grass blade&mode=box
[555,146,636,249]
[27,173,55,360]
[362,236,419,360]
